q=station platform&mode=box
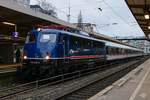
[88,57,150,100]
[0,63,21,74]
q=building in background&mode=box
[128,40,150,54]
[77,11,83,29]
[115,36,150,54]
[74,23,96,34]
[117,40,150,54]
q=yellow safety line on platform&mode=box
[0,64,22,69]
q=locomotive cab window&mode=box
[40,33,57,43]
[26,32,36,43]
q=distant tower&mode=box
[67,0,71,22]
[77,11,83,29]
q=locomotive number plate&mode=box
[30,61,40,64]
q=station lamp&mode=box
[2,21,17,32]
[45,55,50,60]
[23,55,27,60]
[2,22,15,26]
[148,25,150,29]
[144,11,150,19]
[148,22,150,29]
[144,14,150,19]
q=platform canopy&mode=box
[0,0,137,47]
[0,0,78,41]
[126,0,150,39]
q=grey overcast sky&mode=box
[31,0,145,37]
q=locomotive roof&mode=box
[39,29,105,43]
[37,29,143,52]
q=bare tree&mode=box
[36,0,55,11]
[36,0,57,17]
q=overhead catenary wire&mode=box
[52,0,142,36]
[82,0,140,36]
[101,0,141,36]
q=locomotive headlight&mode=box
[45,55,50,60]
[23,55,27,60]
[37,28,41,31]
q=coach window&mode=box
[127,49,129,54]
[91,41,93,48]
[115,48,117,55]
[116,48,118,55]
[120,48,122,54]
[128,50,130,54]
[118,48,120,54]
[114,48,117,55]
[85,39,90,49]
[109,48,111,55]
[112,48,114,55]
[106,47,109,55]
[129,50,131,54]
[80,38,85,50]
[76,39,79,49]
[116,48,118,54]
[124,49,127,55]
[109,47,112,55]
[121,48,123,55]
[88,41,91,48]
[108,47,111,55]
[117,48,119,54]
[122,49,124,55]
[110,47,112,55]
[79,38,83,48]
[72,36,79,49]
[93,41,97,48]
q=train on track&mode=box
[19,26,144,79]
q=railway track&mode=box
[58,57,148,100]
[0,61,118,100]
[0,56,148,100]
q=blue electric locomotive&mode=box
[21,28,106,78]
